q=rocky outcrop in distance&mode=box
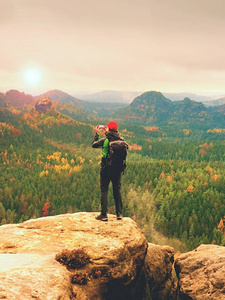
[0,212,224,299]
[0,212,175,300]
[35,97,52,113]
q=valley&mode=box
[0,89,225,252]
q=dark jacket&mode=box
[92,130,122,169]
[92,131,121,153]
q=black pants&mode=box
[100,165,123,216]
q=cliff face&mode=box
[0,212,175,300]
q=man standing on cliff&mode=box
[92,121,128,221]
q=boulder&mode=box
[0,212,149,299]
[35,97,52,113]
[175,244,225,300]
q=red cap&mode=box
[107,121,118,131]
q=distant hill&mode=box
[80,90,217,103]
[35,90,99,122]
[35,89,127,117]
[163,92,213,102]
[112,91,225,126]
[5,90,34,107]
[79,90,141,103]
[203,97,225,107]
[128,91,174,123]
[35,89,83,106]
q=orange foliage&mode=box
[42,202,50,217]
[129,143,142,150]
[205,165,213,174]
[159,172,165,179]
[199,143,213,150]
[12,128,22,135]
[145,126,158,131]
[183,129,191,135]
[1,151,8,162]
[207,128,225,133]
[120,129,135,137]
[199,149,207,155]
[21,201,28,214]
[79,157,85,164]
[217,217,225,235]
[186,184,194,193]
[202,143,209,149]
[0,122,22,136]
[167,176,173,182]
[212,174,219,181]
[146,181,150,190]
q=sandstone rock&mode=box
[136,243,176,300]
[175,244,225,300]
[144,243,176,299]
[0,212,148,300]
[35,97,52,113]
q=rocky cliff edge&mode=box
[0,212,175,300]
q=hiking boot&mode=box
[95,214,108,221]
[117,214,123,220]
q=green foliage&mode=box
[1,106,225,252]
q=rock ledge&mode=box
[0,212,148,300]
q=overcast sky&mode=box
[1,0,225,96]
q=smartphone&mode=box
[95,125,108,133]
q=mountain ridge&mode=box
[76,90,225,103]
[1,89,225,127]
[203,97,225,107]
[34,89,83,106]
[113,91,225,126]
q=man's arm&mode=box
[92,133,106,148]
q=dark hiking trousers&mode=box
[100,165,122,216]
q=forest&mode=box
[0,106,225,252]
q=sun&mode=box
[25,69,40,85]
